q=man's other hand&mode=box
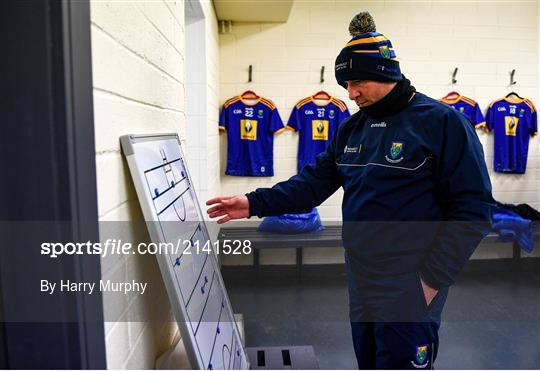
[206,196,250,224]
[420,277,439,307]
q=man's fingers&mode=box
[206,196,244,223]
[206,196,234,205]
[221,198,235,206]
[217,215,231,224]
[206,197,220,206]
[207,204,225,214]
[206,197,240,214]
[208,210,228,219]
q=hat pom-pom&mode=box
[349,12,376,35]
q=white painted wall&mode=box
[204,0,222,242]
[91,0,220,368]
[218,1,540,264]
[185,0,221,242]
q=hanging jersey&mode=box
[219,96,284,176]
[485,97,538,174]
[287,97,350,172]
[439,95,485,129]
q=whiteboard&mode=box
[120,134,249,370]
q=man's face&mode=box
[346,80,395,108]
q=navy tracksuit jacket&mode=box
[246,92,494,369]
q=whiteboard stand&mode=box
[121,133,249,370]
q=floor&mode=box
[222,261,540,369]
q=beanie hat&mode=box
[335,12,402,88]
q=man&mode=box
[207,12,493,369]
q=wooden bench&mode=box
[218,224,539,269]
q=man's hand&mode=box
[420,277,438,307]
[206,196,250,224]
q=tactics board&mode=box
[121,134,249,370]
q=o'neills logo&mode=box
[371,121,387,128]
[335,62,348,71]
[344,144,361,153]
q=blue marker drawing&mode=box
[174,257,181,266]
[154,188,159,197]
[201,276,208,294]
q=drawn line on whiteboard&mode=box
[202,284,224,364]
[152,176,187,200]
[194,271,217,336]
[186,254,210,307]
[143,157,181,173]
[157,187,190,216]
[173,196,186,221]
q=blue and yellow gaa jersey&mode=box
[286,96,350,172]
[219,95,284,176]
[485,97,537,174]
[439,95,485,129]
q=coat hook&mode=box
[248,65,252,83]
[510,69,517,86]
[320,66,325,83]
[451,67,458,84]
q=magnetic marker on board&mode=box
[154,188,159,197]
[236,350,240,357]
[171,180,175,187]
[208,363,213,370]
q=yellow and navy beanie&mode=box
[335,12,402,88]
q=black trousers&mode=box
[345,253,449,369]
[351,321,440,369]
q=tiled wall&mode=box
[218,1,540,264]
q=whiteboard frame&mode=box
[120,133,249,370]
